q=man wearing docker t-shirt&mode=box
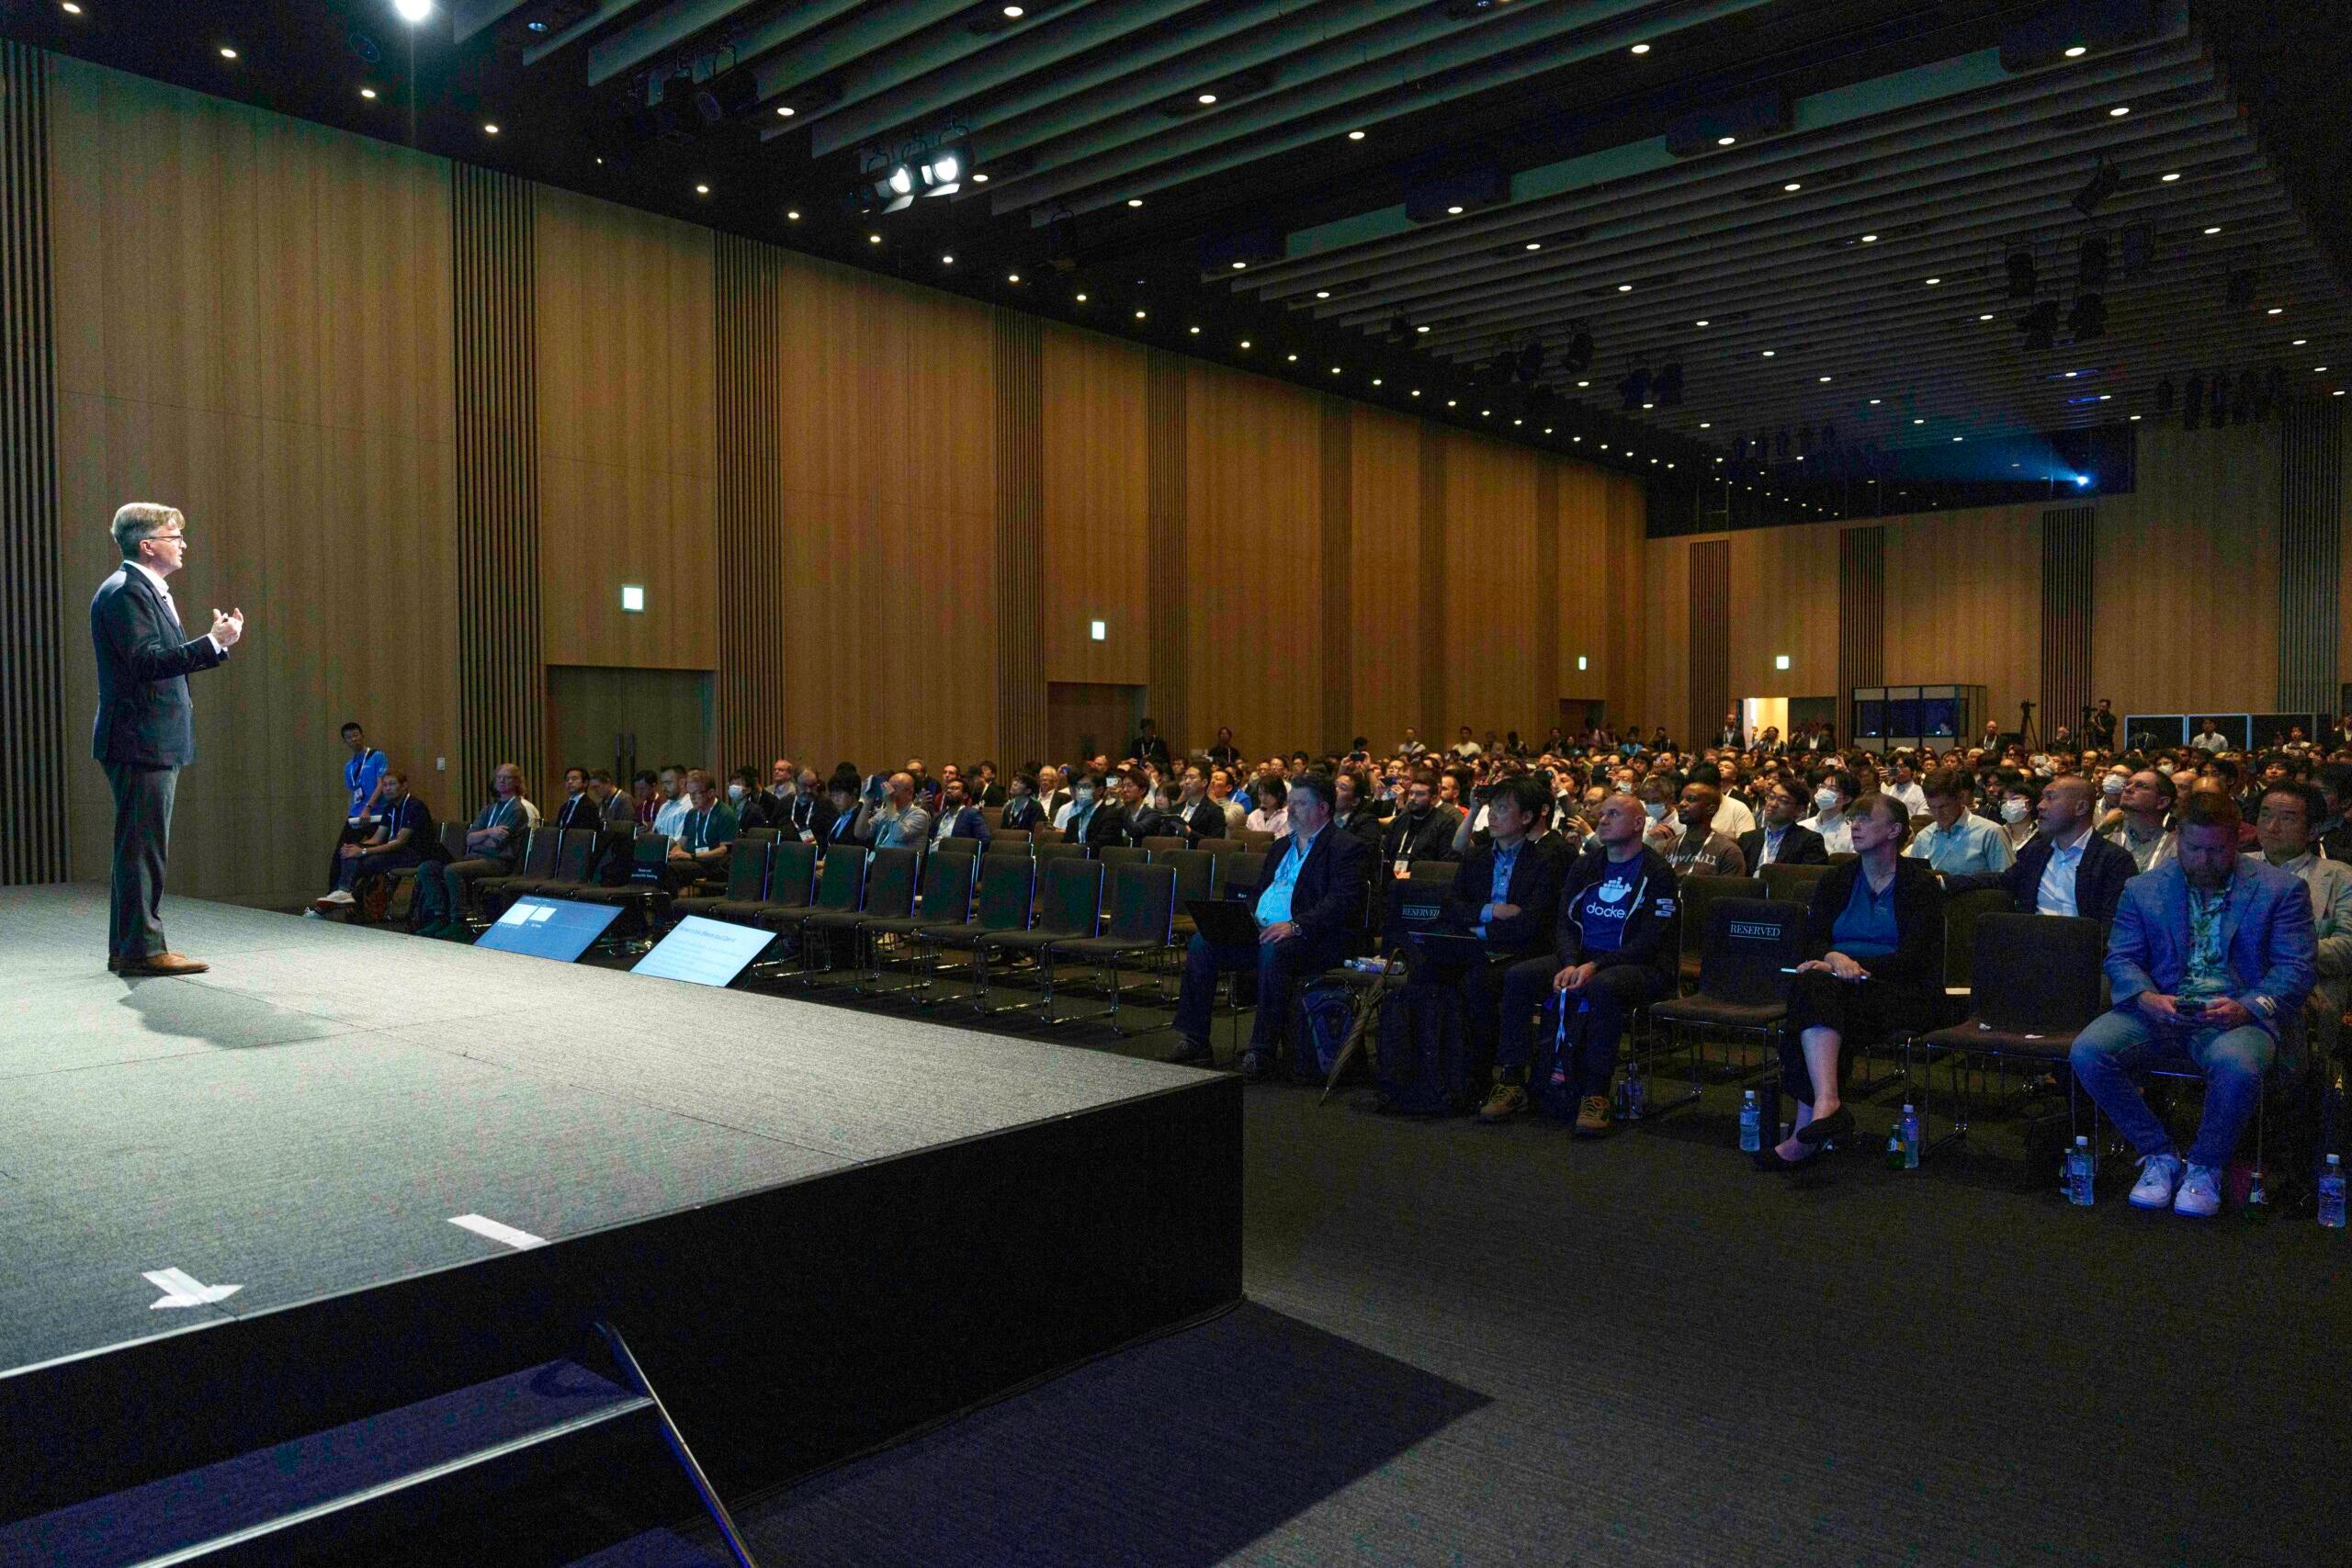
[1478,793,1679,1134]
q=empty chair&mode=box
[740,826,782,843]
[930,834,982,858]
[566,834,675,945]
[858,852,978,997]
[1193,838,1242,857]
[976,857,1106,1020]
[1908,913,2107,1160]
[673,840,770,925]
[981,829,1034,853]
[919,853,1035,1008]
[1678,874,1768,987]
[1648,897,1805,1089]
[800,846,919,985]
[470,828,561,919]
[1159,848,1216,939]
[752,839,818,918]
[1408,859,1457,883]
[1761,862,1831,908]
[1034,840,1087,866]
[1218,852,1266,899]
[1140,835,1191,856]
[1939,886,2013,1000]
[762,846,868,976]
[1096,844,1149,873]
[1051,863,1178,1032]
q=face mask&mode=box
[1814,788,1840,814]
[2001,798,2030,823]
[1644,801,1669,821]
[727,783,746,802]
[2102,774,2126,795]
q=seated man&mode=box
[1379,770,1461,875]
[928,775,993,846]
[1430,777,1565,1080]
[414,762,537,938]
[548,765,602,833]
[592,768,635,829]
[1479,793,1679,1135]
[1738,778,1828,870]
[1332,769,1387,845]
[729,766,781,832]
[1167,773,1370,1077]
[1114,770,1172,844]
[1947,773,2134,922]
[2102,768,2177,873]
[1661,782,1747,877]
[1904,768,2015,876]
[852,771,931,851]
[2072,793,2314,1217]
[312,769,432,916]
[2252,781,2352,1071]
[999,772,1048,834]
[1170,765,1226,843]
[665,774,739,889]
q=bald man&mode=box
[1946,773,2137,923]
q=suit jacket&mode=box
[1381,806,1462,865]
[1803,856,1946,996]
[1737,822,1828,870]
[1068,802,1127,847]
[1336,804,1385,845]
[1175,797,1227,843]
[1248,826,1372,947]
[999,795,1047,833]
[552,793,603,833]
[1121,804,1177,845]
[1128,735,1171,770]
[1441,839,1565,952]
[2104,857,2316,1062]
[90,563,228,766]
[932,804,991,842]
[1950,829,2137,925]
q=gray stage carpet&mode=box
[0,886,1200,1373]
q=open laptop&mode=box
[1185,897,1262,947]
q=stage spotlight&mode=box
[1617,368,1650,411]
[2078,233,2109,288]
[2067,292,2106,341]
[2019,299,2060,351]
[1654,362,1683,406]
[1562,331,1594,375]
[2182,371,2204,429]
[2071,159,2121,217]
[394,0,433,21]
[2007,247,2038,299]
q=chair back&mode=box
[917,850,978,925]
[548,829,599,886]
[980,829,1032,853]
[1679,874,1767,958]
[1973,914,2106,1034]
[1408,859,1456,883]
[767,840,817,907]
[627,834,671,883]
[1218,852,1266,898]
[1235,828,1277,852]
[514,828,560,879]
[931,833,981,857]
[1761,862,1831,907]
[979,805,1004,829]
[1691,897,1806,1006]
[707,840,764,901]
[1193,837,1242,856]
[973,852,1036,931]
[1942,886,2012,991]
[1158,848,1216,907]
[592,825,636,884]
[1140,835,1190,856]
[741,826,781,842]
[1104,863,1178,944]
[1097,844,1148,872]
[438,822,469,860]
[813,845,868,912]
[1037,857,1107,938]
[1034,840,1087,866]
[863,847,920,919]
[1826,851,1859,864]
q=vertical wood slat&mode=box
[715,231,783,773]
[1145,349,1188,749]
[1837,525,1885,742]
[0,42,65,884]
[2279,402,2344,714]
[1417,424,1447,736]
[1686,537,1730,751]
[1533,461,1560,719]
[451,165,542,794]
[2040,507,2095,739]
[993,310,1046,768]
[1318,398,1351,752]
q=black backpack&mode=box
[1373,981,1473,1115]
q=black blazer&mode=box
[1442,839,1565,951]
[1176,797,1226,843]
[1737,822,1829,870]
[1069,802,1127,847]
[1948,829,2137,925]
[1381,806,1461,865]
[999,795,1047,833]
[1248,827,1371,947]
[89,564,228,767]
[552,793,603,833]
[1803,855,1946,994]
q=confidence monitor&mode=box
[631,914,775,987]
[473,896,624,963]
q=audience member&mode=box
[2253,782,2352,1067]
[414,762,537,938]
[1883,753,1928,817]
[1245,776,1290,836]
[1171,766,1225,842]
[1332,770,1385,844]
[1380,771,1461,876]
[2189,717,2228,753]
[1129,718,1172,771]
[664,775,739,886]
[1000,773,1047,833]
[1449,726,1484,761]
[630,769,659,829]
[2103,769,2178,872]
[312,768,431,914]
[1799,767,1860,855]
[928,775,992,845]
[651,764,691,837]
[325,720,390,896]
[592,769,634,829]
[1738,778,1829,870]
[855,772,931,851]
[1110,771,1166,844]
[1398,727,1428,759]
[1205,728,1241,770]
[549,765,602,833]
[1663,782,1747,877]
[2071,793,2315,1217]
[1430,777,1566,1090]
[1905,769,2014,876]
[729,766,780,831]
[1690,761,1755,839]
[1948,775,2132,922]
[1989,769,2039,852]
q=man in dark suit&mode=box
[1171,765,1227,844]
[927,776,993,846]
[1114,773,1174,845]
[1127,718,1172,772]
[1168,773,1371,1076]
[1434,777,1566,1079]
[999,773,1049,834]
[550,766,604,833]
[90,503,243,976]
[1379,771,1463,874]
[1945,774,2135,924]
[1738,778,1830,872]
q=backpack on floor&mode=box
[1373,981,1472,1115]
[1290,979,1363,1084]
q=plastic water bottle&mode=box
[2065,1135,2095,1206]
[1884,1123,1905,1169]
[2245,1168,2269,1224]
[2321,1155,2346,1230]
[1738,1089,1761,1153]
[1621,1059,1645,1121]
[1899,1103,1921,1169]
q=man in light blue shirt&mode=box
[1905,769,2015,877]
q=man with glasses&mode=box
[90,503,245,976]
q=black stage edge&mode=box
[0,892,1241,1527]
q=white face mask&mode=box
[727,783,746,802]
[2001,797,2030,823]
[1644,801,1669,821]
[2102,774,2126,795]
[1814,788,1840,814]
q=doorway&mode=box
[1047,682,1143,766]
[1740,696,1789,749]
[547,666,714,787]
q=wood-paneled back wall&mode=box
[1640,418,2352,746]
[19,52,1644,903]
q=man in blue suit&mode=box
[90,503,243,975]
[1168,773,1370,1077]
[2071,792,2315,1218]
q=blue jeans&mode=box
[2069,1008,2274,1168]
[1171,931,1342,1053]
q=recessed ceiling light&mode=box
[1818,376,1832,382]
[2064,370,2078,378]
[1372,377,1382,385]
[1287,353,1298,361]
[942,254,954,265]
[696,183,710,194]
[2204,226,2222,235]
[1914,417,1926,424]
[2293,338,2308,345]
[2098,393,2111,400]
[1190,326,1201,334]
[359,86,377,99]
[1717,135,1736,146]
[1314,289,1329,299]
[2131,413,2143,420]
[1446,204,1464,215]
[483,123,500,134]
[1003,3,1023,15]
[1760,350,1775,357]
[1860,233,1878,243]
[786,209,800,220]
[1699,422,1712,428]
[972,173,989,183]
[1524,242,1542,251]
[1783,182,1802,193]
[1333,367,1344,376]
[2161,171,2180,182]
[1631,42,1651,54]
[60,1,81,12]
[1196,92,1217,105]
[1007,273,1021,283]
[1347,130,1366,141]
[1416,324,1430,333]
[1074,291,1088,301]
[1980,313,1995,321]
[219,45,238,59]
[1126,197,1143,207]
[2267,307,2283,315]
[1576,379,1589,387]
[394,0,433,18]
[1694,319,1709,326]
[1230,260,1248,270]
[776,105,796,117]
[2064,44,2087,57]
[1135,309,1147,319]
[2109,105,2130,117]
[2318,366,2332,373]
[868,232,882,243]
[1641,401,1654,409]
[1924,276,1941,285]
[1411,389,1420,396]
[1239,339,1251,348]
[1447,399,1457,407]
[1953,435,1964,441]
[1869,398,1882,404]
[1616,283,1633,292]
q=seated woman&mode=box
[1245,775,1290,836]
[1759,791,1945,1170]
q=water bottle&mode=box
[1738,1089,1761,1153]
[1884,1123,1905,1170]
[2065,1135,2095,1206]
[1621,1059,1645,1121]
[2319,1155,2346,1229]
[1547,1005,1570,1090]
[1899,1103,1921,1170]
[2244,1168,2269,1224]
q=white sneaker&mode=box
[2173,1163,2223,1218]
[319,888,356,906]
[301,908,324,919]
[2128,1152,2184,1210]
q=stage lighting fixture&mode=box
[2071,160,2121,217]
[394,0,433,21]
[1562,329,1594,374]
[2225,269,2256,310]
[1617,369,1650,411]
[2019,299,2060,351]
[1654,362,1683,406]
[2006,247,2038,299]
[2182,371,2204,429]
[2078,233,2109,288]
[2154,378,2175,415]
[2067,292,2106,341]
[690,63,763,124]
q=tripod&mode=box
[2018,700,2041,751]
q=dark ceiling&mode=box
[10,0,2348,523]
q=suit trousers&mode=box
[104,761,177,961]
[1171,931,1344,1053]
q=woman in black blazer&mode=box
[1761,793,1945,1169]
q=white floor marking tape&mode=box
[447,1213,547,1250]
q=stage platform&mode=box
[0,886,1240,1550]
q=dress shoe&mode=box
[1753,1145,1818,1173]
[119,952,209,977]
[1238,1049,1272,1081]
[1164,1036,1213,1066]
[1794,1104,1853,1146]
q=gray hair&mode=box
[110,502,182,558]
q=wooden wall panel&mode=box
[2280,402,2344,713]
[1603,473,1648,725]
[775,254,997,770]
[1348,406,1425,750]
[1687,537,1731,748]
[1145,349,1189,749]
[1417,425,1448,741]
[1039,324,1147,690]
[1882,503,2041,726]
[1555,463,1607,702]
[993,310,1046,768]
[1184,362,1322,755]
[1,42,65,884]
[1532,461,1560,721]
[535,186,714,674]
[1724,520,1840,702]
[1442,434,1539,739]
[2040,507,2096,741]
[714,231,784,774]
[1638,533,1690,738]
[49,58,457,906]
[1838,525,1886,738]
[1319,397,1353,749]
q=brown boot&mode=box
[120,952,209,976]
